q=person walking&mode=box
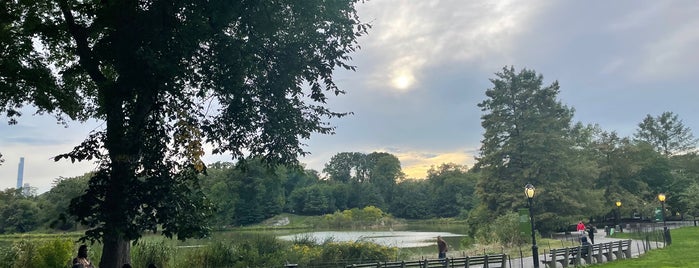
[587,226,596,244]
[576,221,586,235]
[437,236,448,267]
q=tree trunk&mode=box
[100,233,131,268]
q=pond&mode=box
[277,230,465,248]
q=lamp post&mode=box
[615,201,622,233]
[658,193,672,245]
[525,183,539,268]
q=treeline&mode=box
[193,153,478,226]
[0,156,475,233]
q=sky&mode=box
[2,0,699,193]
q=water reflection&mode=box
[278,231,464,248]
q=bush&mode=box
[492,212,527,246]
[12,240,38,268]
[0,243,19,267]
[0,238,72,268]
[34,238,73,268]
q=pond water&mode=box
[277,230,464,248]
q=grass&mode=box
[592,227,699,267]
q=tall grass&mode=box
[0,238,75,268]
[132,240,173,268]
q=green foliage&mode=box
[426,163,478,218]
[177,241,237,268]
[490,212,526,246]
[34,239,74,268]
[318,206,397,228]
[132,240,173,268]
[0,189,40,234]
[635,112,697,156]
[0,238,74,268]
[311,241,398,266]
[390,179,432,219]
[38,174,91,231]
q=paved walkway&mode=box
[507,230,665,268]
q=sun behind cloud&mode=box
[391,73,415,90]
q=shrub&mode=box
[34,238,73,268]
[13,240,38,268]
[0,244,19,267]
[492,212,527,246]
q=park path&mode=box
[505,230,665,268]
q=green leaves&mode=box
[634,111,697,156]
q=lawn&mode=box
[593,227,699,267]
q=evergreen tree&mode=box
[475,66,588,232]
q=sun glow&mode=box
[391,73,415,90]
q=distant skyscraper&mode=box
[17,157,24,189]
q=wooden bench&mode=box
[346,254,508,268]
[443,254,507,268]
[610,240,632,260]
[541,239,633,267]
[541,246,586,268]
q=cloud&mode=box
[358,0,550,91]
[637,20,699,80]
[603,2,699,81]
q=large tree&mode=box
[634,111,697,156]
[0,1,367,267]
[475,67,591,232]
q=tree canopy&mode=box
[635,111,697,156]
[0,1,368,267]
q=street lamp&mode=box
[658,193,672,245]
[525,183,539,268]
[615,201,622,233]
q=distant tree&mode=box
[210,158,286,226]
[289,183,337,215]
[324,152,369,183]
[366,152,403,207]
[635,112,697,156]
[591,131,654,217]
[0,1,368,267]
[199,162,238,227]
[426,163,477,218]
[0,153,4,165]
[38,174,91,230]
[0,189,39,233]
[390,180,431,219]
[678,182,699,217]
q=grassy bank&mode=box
[594,227,698,267]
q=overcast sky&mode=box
[2,0,699,193]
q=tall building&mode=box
[16,157,24,189]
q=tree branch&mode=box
[58,0,108,87]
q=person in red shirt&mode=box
[576,221,586,235]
